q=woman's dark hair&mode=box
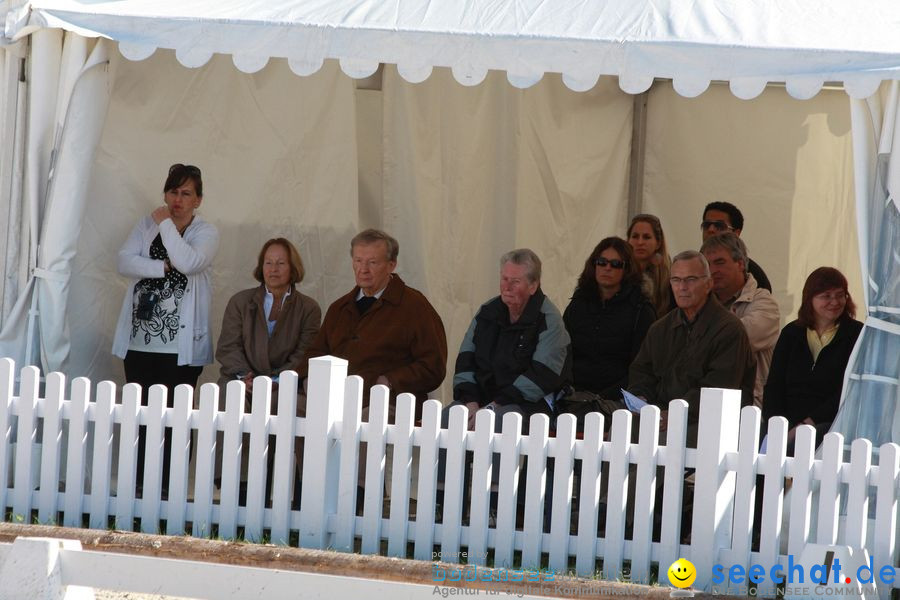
[797,267,856,328]
[164,163,203,197]
[253,238,305,286]
[575,237,641,296]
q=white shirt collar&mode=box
[264,286,291,315]
[356,286,386,301]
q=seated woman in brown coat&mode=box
[216,238,321,504]
[217,237,321,396]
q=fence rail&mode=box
[0,537,457,600]
[0,356,898,598]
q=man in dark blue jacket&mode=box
[447,248,572,433]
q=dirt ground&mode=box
[1,523,712,600]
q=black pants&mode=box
[123,351,202,494]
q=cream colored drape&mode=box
[381,67,633,398]
[68,51,359,383]
[643,83,861,321]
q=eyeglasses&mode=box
[815,291,847,302]
[670,275,708,286]
[169,163,201,176]
[594,257,625,269]
[701,220,735,232]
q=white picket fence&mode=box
[0,355,898,597]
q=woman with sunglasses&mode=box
[627,213,675,319]
[563,237,655,398]
[112,163,219,493]
[762,267,862,449]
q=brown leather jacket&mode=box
[299,274,447,408]
[216,285,321,388]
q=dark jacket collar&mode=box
[573,282,646,307]
[486,287,546,325]
[671,293,723,332]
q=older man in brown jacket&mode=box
[299,229,447,416]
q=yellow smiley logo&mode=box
[668,558,696,588]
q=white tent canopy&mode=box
[0,0,898,447]
[5,0,900,97]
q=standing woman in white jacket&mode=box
[112,163,219,493]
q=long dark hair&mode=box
[797,267,856,328]
[575,237,641,297]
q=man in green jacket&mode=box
[628,250,756,446]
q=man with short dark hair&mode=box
[701,201,772,292]
[299,228,447,413]
[701,233,779,407]
[628,250,756,445]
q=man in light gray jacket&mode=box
[702,232,780,407]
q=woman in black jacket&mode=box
[563,237,655,399]
[763,267,863,448]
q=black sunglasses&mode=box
[700,220,734,232]
[594,257,625,269]
[169,163,202,176]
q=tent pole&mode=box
[23,293,39,368]
[627,88,649,220]
[0,44,28,326]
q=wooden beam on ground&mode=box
[0,523,720,600]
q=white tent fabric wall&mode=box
[381,66,632,381]
[0,31,109,373]
[67,50,359,384]
[831,82,900,448]
[643,82,863,317]
[379,67,861,399]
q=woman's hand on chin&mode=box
[152,205,171,225]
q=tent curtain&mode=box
[380,67,633,398]
[65,50,359,383]
[831,82,900,448]
[0,32,111,373]
[642,82,861,319]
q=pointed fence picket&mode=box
[62,376,88,527]
[271,373,298,545]
[116,383,140,530]
[0,355,899,599]
[37,371,63,524]
[191,383,217,538]
[493,410,522,569]
[411,398,440,561]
